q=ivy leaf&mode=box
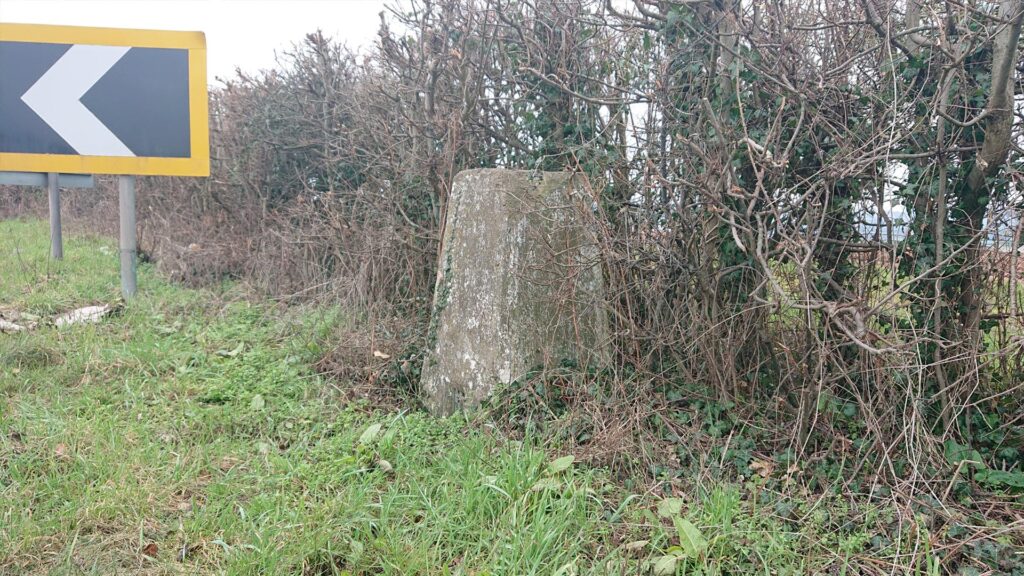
[974,469,1024,491]
[943,440,985,469]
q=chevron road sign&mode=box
[0,23,209,298]
[0,23,209,176]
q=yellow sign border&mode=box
[0,23,209,177]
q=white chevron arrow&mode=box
[21,44,135,157]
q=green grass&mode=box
[1,218,958,575]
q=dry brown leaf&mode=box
[624,540,649,555]
[141,542,159,558]
[54,443,70,460]
[750,459,775,478]
[218,456,242,472]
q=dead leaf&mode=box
[749,459,775,478]
[783,463,801,483]
[218,456,242,472]
[623,540,648,555]
[373,350,391,360]
[54,443,70,460]
[141,542,159,558]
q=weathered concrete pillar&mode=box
[421,169,609,415]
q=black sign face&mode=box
[0,41,190,157]
[0,23,208,177]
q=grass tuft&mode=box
[0,333,63,371]
[3,219,1016,575]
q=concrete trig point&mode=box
[421,169,610,415]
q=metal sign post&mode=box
[1,171,92,260]
[118,175,137,297]
[47,172,62,259]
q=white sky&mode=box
[0,0,388,83]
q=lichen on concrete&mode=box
[421,169,610,416]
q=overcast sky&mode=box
[0,0,387,83]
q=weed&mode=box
[3,220,1020,575]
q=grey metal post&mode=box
[118,175,137,298]
[47,172,63,259]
